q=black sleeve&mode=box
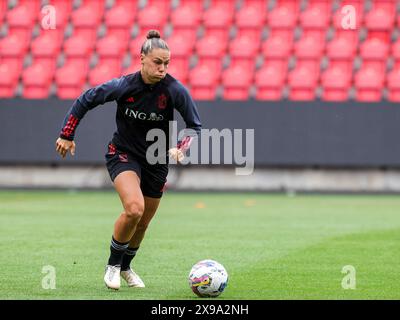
[173,84,202,137]
[59,77,127,141]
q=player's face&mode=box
[141,48,170,84]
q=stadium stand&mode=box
[0,0,399,101]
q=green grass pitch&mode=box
[0,190,399,300]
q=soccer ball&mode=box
[188,259,228,298]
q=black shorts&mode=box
[105,143,168,198]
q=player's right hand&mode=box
[55,137,76,158]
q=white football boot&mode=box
[120,268,145,288]
[104,265,121,290]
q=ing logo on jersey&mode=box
[125,108,164,121]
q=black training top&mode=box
[59,71,202,162]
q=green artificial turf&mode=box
[0,191,399,299]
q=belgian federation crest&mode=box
[158,94,167,109]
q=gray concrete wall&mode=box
[2,166,400,193]
[1,99,400,167]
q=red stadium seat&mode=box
[122,64,139,76]
[387,67,400,102]
[0,63,18,98]
[202,27,230,45]
[365,7,395,30]
[229,35,260,58]
[222,64,253,100]
[64,36,94,74]
[97,35,128,58]
[89,63,121,87]
[267,6,297,29]
[105,3,136,31]
[167,63,189,86]
[235,5,266,29]
[17,0,40,22]
[169,58,190,76]
[63,35,94,61]
[178,0,204,11]
[22,64,53,99]
[300,6,330,29]
[229,35,260,70]
[362,35,391,57]
[326,36,357,60]
[196,57,224,73]
[189,64,219,100]
[203,5,234,28]
[196,34,227,71]
[0,34,29,57]
[294,36,325,59]
[146,0,171,12]
[288,66,318,101]
[307,0,330,12]
[367,31,391,45]
[73,28,98,47]
[255,64,286,100]
[113,0,139,11]
[0,57,24,82]
[0,35,27,79]
[0,0,7,22]
[241,0,267,11]
[167,34,194,58]
[170,29,198,48]
[262,34,292,59]
[235,4,265,41]
[55,63,87,99]
[321,67,351,101]
[262,58,289,76]
[6,4,35,27]
[328,60,353,75]
[196,34,227,57]
[31,32,63,58]
[391,39,400,69]
[105,28,132,44]
[295,59,321,76]
[354,67,384,102]
[209,0,235,11]
[275,0,300,13]
[6,4,35,47]
[360,37,389,73]
[19,0,41,15]
[170,5,201,30]
[326,35,357,74]
[137,5,169,30]
[71,4,102,28]
[302,29,327,44]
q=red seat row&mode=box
[1,0,400,101]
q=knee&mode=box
[124,200,144,221]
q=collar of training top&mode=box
[138,71,163,90]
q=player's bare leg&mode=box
[130,196,160,247]
[120,196,161,287]
[113,171,145,242]
[104,171,144,290]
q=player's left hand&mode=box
[55,137,76,159]
[168,147,184,163]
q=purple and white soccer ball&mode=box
[188,259,228,298]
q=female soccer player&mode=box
[55,30,201,290]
